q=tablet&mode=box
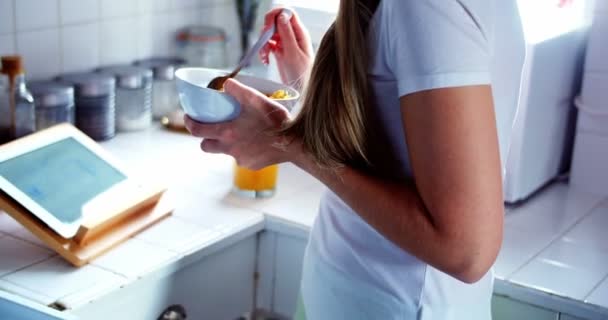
[0,124,158,239]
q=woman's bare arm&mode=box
[293,85,504,283]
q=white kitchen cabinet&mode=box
[256,229,308,318]
[71,236,257,320]
[492,295,560,320]
[0,290,75,320]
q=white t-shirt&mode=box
[309,0,525,319]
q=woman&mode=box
[186,0,525,318]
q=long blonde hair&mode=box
[281,0,379,169]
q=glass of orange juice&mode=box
[233,163,279,198]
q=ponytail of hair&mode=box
[280,0,378,169]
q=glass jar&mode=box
[29,81,75,131]
[176,26,228,68]
[58,72,116,141]
[0,73,10,143]
[134,57,185,119]
[1,56,35,140]
[97,65,153,132]
[12,74,35,139]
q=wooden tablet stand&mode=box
[0,188,172,267]
[0,124,173,267]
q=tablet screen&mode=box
[0,137,127,223]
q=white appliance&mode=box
[503,0,591,204]
[570,4,608,196]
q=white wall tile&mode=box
[137,15,154,59]
[15,0,59,31]
[60,0,99,25]
[200,3,240,66]
[138,0,172,13]
[3,0,239,78]
[172,0,202,10]
[0,34,15,55]
[150,13,173,56]
[538,239,608,277]
[0,279,56,306]
[493,225,557,279]
[511,258,605,300]
[100,0,138,19]
[0,212,23,234]
[505,184,604,235]
[170,9,202,30]
[3,256,126,303]
[0,236,54,277]
[137,11,178,59]
[201,0,226,8]
[100,18,138,65]
[0,0,14,34]
[61,23,100,73]
[91,238,178,279]
[134,216,220,254]
[10,228,49,249]
[16,29,61,79]
[587,277,608,308]
[563,203,608,251]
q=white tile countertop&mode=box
[0,125,607,318]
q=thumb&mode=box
[224,79,290,124]
[276,12,298,54]
[223,78,266,110]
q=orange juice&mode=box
[233,164,279,198]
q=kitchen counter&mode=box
[0,125,607,319]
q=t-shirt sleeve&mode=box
[385,0,494,97]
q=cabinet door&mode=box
[0,291,75,320]
[72,236,257,320]
[492,295,559,320]
[273,233,307,317]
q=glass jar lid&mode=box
[97,65,153,89]
[29,81,74,108]
[57,72,116,98]
[176,26,227,44]
[134,57,186,81]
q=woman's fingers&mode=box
[288,14,311,52]
[184,115,226,139]
[262,8,308,55]
[200,139,226,154]
[223,79,267,110]
[275,11,298,54]
[263,7,287,27]
[223,79,289,125]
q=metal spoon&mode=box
[207,8,293,90]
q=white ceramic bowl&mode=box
[175,67,299,123]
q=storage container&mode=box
[580,73,608,110]
[134,57,185,119]
[176,26,228,68]
[0,73,10,143]
[29,81,75,131]
[570,97,608,195]
[585,13,608,72]
[97,65,153,132]
[58,72,116,141]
